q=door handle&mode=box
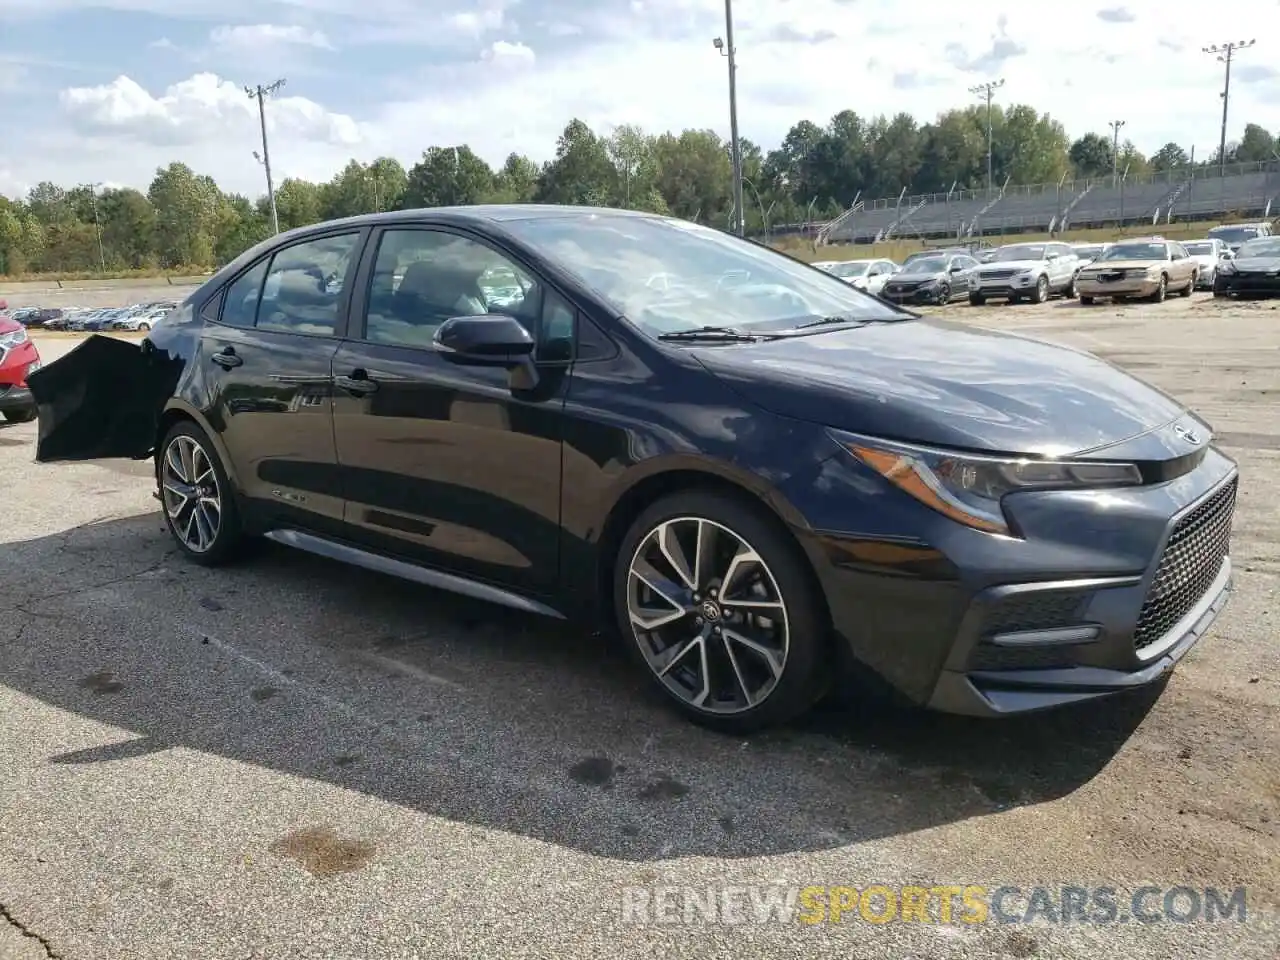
[211,347,243,369]
[336,369,378,395]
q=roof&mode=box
[302,204,657,233]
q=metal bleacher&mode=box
[824,160,1280,245]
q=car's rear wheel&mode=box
[1180,273,1195,297]
[158,420,245,566]
[2,406,37,423]
[1064,275,1078,299]
[1079,296,1095,305]
[968,293,985,306]
[138,322,151,332]
[615,490,830,733]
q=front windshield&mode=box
[903,257,947,273]
[501,214,905,335]
[1100,242,1167,261]
[1237,238,1280,257]
[828,261,870,278]
[1210,227,1260,244]
[1184,242,1213,255]
[990,244,1045,262]
[1073,245,1103,258]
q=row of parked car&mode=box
[7,301,178,332]
[816,224,1280,308]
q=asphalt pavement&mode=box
[1,293,1277,959]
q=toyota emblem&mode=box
[1173,424,1202,445]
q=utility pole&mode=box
[714,2,745,237]
[968,79,1005,197]
[89,182,105,272]
[1108,120,1126,186]
[245,78,286,234]
[1203,41,1255,175]
[365,173,380,212]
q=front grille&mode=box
[1133,477,1237,652]
[981,269,1017,280]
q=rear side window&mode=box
[258,233,360,336]
[220,260,268,328]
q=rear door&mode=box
[330,223,574,594]
[197,228,365,532]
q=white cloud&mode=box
[3,0,1279,201]
[208,23,335,52]
[481,40,536,66]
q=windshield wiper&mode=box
[793,314,910,330]
[657,325,766,342]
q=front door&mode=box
[198,229,364,531]
[331,225,573,594]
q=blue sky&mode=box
[1,0,1278,200]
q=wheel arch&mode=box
[592,463,829,636]
[155,400,242,489]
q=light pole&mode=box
[713,6,745,238]
[969,79,1004,197]
[88,182,105,272]
[1108,120,1126,186]
[365,173,381,212]
[245,78,286,234]
[1203,40,1255,175]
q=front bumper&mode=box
[881,282,945,305]
[1077,275,1160,298]
[783,443,1239,717]
[973,274,1039,298]
[1214,272,1280,296]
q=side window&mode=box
[256,233,360,336]
[220,259,269,328]
[364,228,572,357]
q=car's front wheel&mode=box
[158,420,245,566]
[615,490,830,733]
[2,406,37,423]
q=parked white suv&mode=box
[969,241,1081,305]
[1182,238,1234,290]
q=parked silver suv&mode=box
[969,241,1081,305]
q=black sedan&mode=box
[1213,237,1280,298]
[29,206,1238,732]
[879,252,979,306]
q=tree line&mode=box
[2,102,1277,276]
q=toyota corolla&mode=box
[28,206,1238,732]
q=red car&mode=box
[0,312,41,423]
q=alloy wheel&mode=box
[626,516,790,715]
[161,434,222,553]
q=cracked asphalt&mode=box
[1,292,1278,959]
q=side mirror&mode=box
[949,265,963,273]
[1046,252,1059,260]
[867,269,880,277]
[433,314,535,367]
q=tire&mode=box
[1031,275,1049,304]
[2,406,37,423]
[1150,274,1167,303]
[935,283,951,305]
[1213,284,1229,298]
[614,489,831,733]
[156,420,246,567]
[1064,275,1078,299]
[968,293,985,306]
[1180,274,1195,297]
[138,322,151,332]
[1080,296,1095,305]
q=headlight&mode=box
[0,327,28,348]
[831,431,1143,536]
[1218,260,1236,274]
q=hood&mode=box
[0,316,20,334]
[890,270,947,282]
[691,318,1186,456]
[976,259,1046,273]
[1079,259,1161,272]
[1228,255,1280,272]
